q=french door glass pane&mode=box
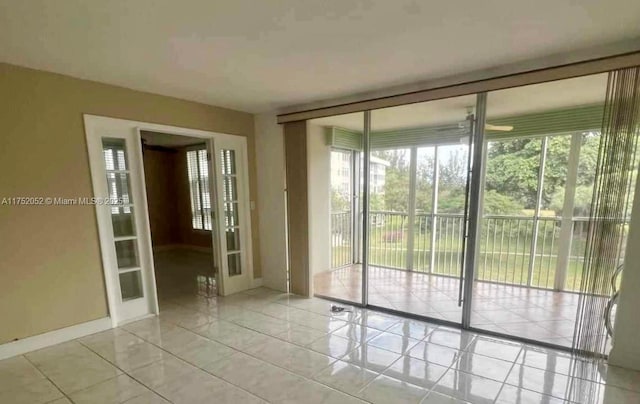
[470,73,609,348]
[102,137,144,302]
[223,176,238,202]
[308,111,364,304]
[106,173,132,203]
[224,202,239,227]
[226,228,241,251]
[220,148,243,277]
[228,253,242,276]
[115,239,139,269]
[119,271,143,301]
[220,150,237,175]
[111,208,136,237]
[103,139,129,171]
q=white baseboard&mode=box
[0,317,112,360]
[153,244,213,254]
[251,278,264,288]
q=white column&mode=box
[527,137,548,286]
[429,147,440,274]
[406,147,418,270]
[554,133,581,290]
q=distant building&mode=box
[330,151,390,196]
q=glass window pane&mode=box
[413,147,436,273]
[309,111,364,305]
[220,149,237,175]
[224,203,239,227]
[102,138,128,171]
[228,253,241,276]
[367,94,476,322]
[574,132,601,216]
[119,271,143,301]
[330,149,353,269]
[186,148,211,230]
[368,148,411,270]
[226,228,241,251]
[111,208,135,237]
[115,239,139,269]
[223,176,238,202]
[484,138,542,216]
[436,144,469,214]
[106,172,132,205]
[471,72,609,349]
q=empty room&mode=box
[2,1,640,403]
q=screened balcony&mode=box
[306,74,640,350]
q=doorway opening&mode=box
[140,131,218,302]
[85,115,254,326]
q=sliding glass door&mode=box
[308,70,639,352]
[469,73,611,348]
[365,94,476,323]
[309,112,365,305]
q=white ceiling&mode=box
[1,1,638,113]
[312,73,608,130]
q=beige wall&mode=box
[254,114,288,291]
[0,62,260,344]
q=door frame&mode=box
[84,115,254,325]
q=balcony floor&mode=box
[314,265,584,347]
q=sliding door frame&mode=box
[316,92,588,352]
[307,55,640,351]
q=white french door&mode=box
[85,117,158,325]
[211,136,253,296]
[86,115,255,324]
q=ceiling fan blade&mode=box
[485,124,513,131]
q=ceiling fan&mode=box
[485,123,513,132]
[438,122,513,132]
[468,106,513,132]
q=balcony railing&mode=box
[330,211,628,292]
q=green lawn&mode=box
[332,223,588,291]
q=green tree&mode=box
[331,188,350,212]
[372,149,411,212]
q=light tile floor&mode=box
[2,254,637,403]
[314,265,591,347]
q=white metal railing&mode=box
[330,211,628,292]
[330,211,353,268]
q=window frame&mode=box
[186,145,212,231]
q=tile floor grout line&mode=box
[22,354,74,404]
[74,338,160,403]
[187,295,462,401]
[356,328,474,403]
[128,312,372,403]
[37,284,623,404]
[79,327,265,404]
[13,285,633,404]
